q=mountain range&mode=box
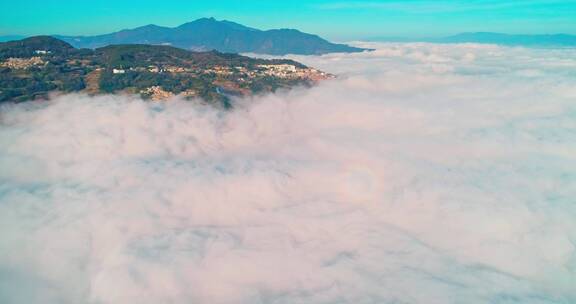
[50,18,366,55]
[5,21,573,53]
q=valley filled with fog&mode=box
[1,43,575,304]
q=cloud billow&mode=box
[0,43,575,304]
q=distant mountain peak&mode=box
[140,24,165,29]
[180,17,215,25]
[177,17,258,32]
[53,18,368,55]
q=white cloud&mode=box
[0,43,575,304]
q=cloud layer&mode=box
[1,43,575,304]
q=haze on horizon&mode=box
[1,0,576,40]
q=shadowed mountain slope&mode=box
[55,18,368,55]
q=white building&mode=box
[113,69,126,74]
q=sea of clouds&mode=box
[0,43,575,304]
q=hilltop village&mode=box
[0,36,333,105]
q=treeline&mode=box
[0,65,87,102]
[0,36,75,60]
[99,70,215,94]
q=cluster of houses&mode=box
[257,64,330,80]
[113,65,192,74]
[140,86,174,101]
[110,63,331,82]
[203,66,234,76]
[204,64,327,80]
[34,50,52,55]
[140,86,198,101]
[1,57,45,69]
[258,64,297,74]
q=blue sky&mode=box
[1,0,575,40]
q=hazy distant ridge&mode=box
[438,32,576,46]
[371,32,576,47]
[54,18,367,55]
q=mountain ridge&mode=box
[53,18,368,55]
